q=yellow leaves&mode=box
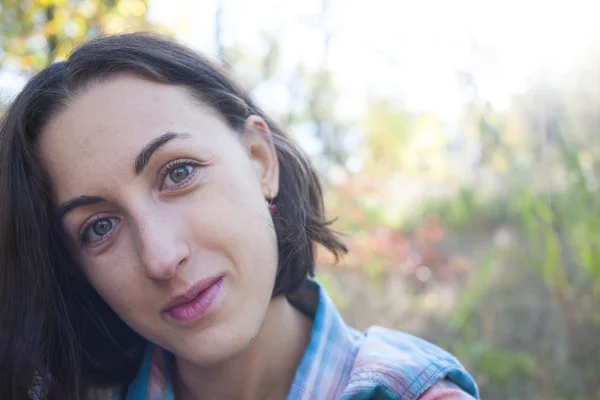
[20,54,37,68]
[362,99,451,178]
[53,40,74,61]
[361,100,410,174]
[1,0,155,71]
[98,0,151,34]
[116,0,146,17]
[43,20,59,36]
[490,153,509,173]
[53,6,72,25]
[42,7,72,36]
[33,0,52,7]
[7,36,26,53]
[34,0,67,7]
[101,14,127,34]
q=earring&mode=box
[267,191,277,214]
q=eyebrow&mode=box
[55,131,192,219]
[134,131,192,175]
[56,195,105,219]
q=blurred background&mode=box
[1,0,600,398]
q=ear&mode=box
[241,115,279,200]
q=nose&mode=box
[132,208,190,281]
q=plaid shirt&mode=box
[107,279,478,400]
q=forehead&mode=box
[37,75,228,201]
[42,75,211,151]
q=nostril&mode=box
[177,255,188,268]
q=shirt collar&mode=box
[285,279,361,399]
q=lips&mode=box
[163,275,224,323]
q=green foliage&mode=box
[449,247,497,332]
[0,0,156,71]
[423,87,600,398]
[362,100,412,174]
[340,52,600,398]
[314,272,349,312]
[361,101,446,176]
[454,341,535,386]
[402,187,512,233]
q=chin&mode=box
[164,313,263,367]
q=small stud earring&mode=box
[267,192,277,214]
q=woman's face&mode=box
[38,75,280,365]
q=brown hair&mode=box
[0,32,346,399]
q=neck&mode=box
[174,295,313,400]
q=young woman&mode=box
[0,33,479,400]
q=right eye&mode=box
[80,217,120,246]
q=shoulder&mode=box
[340,326,479,400]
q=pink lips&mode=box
[164,276,224,323]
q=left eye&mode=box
[162,163,197,189]
[169,166,191,183]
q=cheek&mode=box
[86,270,160,338]
[81,244,149,318]
[87,271,137,312]
[187,170,277,281]
[188,163,269,237]
[198,176,274,251]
